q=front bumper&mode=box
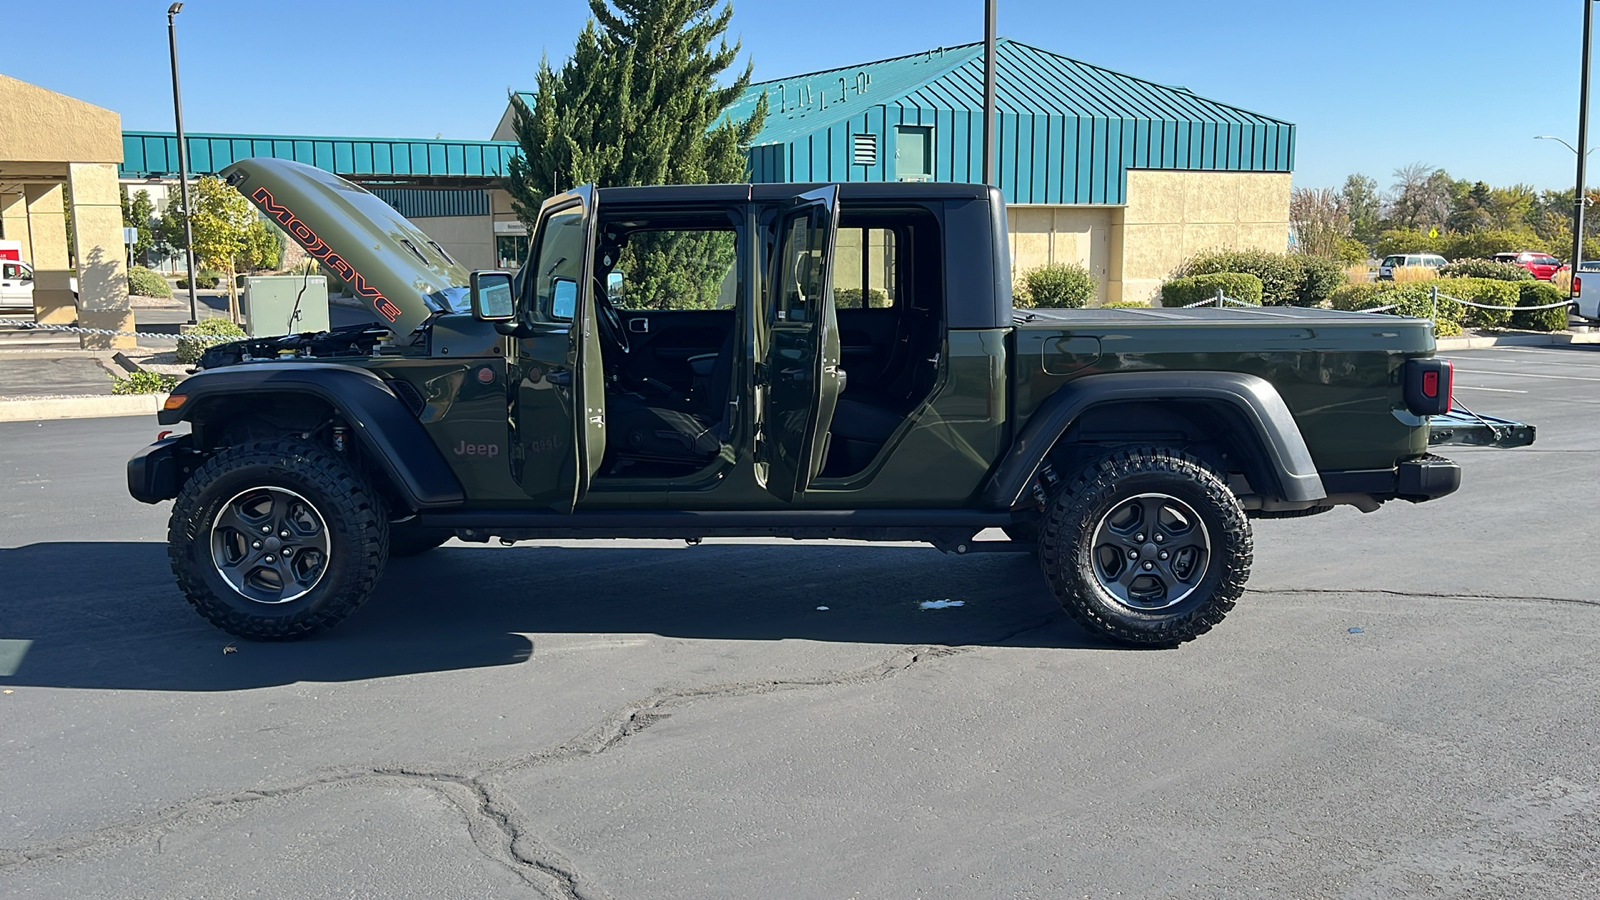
[1322,454,1462,503]
[127,434,195,504]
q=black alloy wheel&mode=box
[1038,447,1252,648]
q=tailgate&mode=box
[1428,409,1536,448]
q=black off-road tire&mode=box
[387,524,453,557]
[168,438,388,640]
[1039,446,1252,648]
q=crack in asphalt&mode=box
[0,643,967,899]
[1253,587,1600,609]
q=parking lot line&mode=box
[1454,385,1528,393]
[1450,368,1600,383]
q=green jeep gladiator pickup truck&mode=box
[128,158,1532,647]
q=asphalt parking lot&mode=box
[1,345,1597,899]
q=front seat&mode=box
[605,328,736,464]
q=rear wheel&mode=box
[168,438,388,640]
[1039,447,1251,648]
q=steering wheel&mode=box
[594,282,630,355]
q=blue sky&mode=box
[2,0,1591,194]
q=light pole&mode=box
[1570,0,1595,293]
[981,0,996,186]
[167,2,198,324]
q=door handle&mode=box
[627,318,650,333]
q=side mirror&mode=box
[550,278,577,319]
[470,270,515,322]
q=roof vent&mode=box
[852,133,878,167]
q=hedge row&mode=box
[1175,249,1345,306]
[1436,259,1534,282]
[1514,281,1573,332]
[1328,283,1464,337]
[1159,273,1264,308]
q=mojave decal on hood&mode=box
[221,157,472,335]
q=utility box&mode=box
[240,275,329,338]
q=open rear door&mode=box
[759,187,842,501]
[512,186,606,511]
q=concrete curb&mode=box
[1435,331,1600,351]
[0,393,167,423]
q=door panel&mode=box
[612,308,734,394]
[759,187,842,502]
[512,187,603,511]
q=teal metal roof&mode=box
[728,38,1295,205]
[120,131,519,187]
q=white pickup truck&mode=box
[0,253,80,313]
[1570,260,1600,321]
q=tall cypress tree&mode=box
[505,0,767,228]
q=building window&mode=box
[894,125,934,182]
[496,235,529,269]
[852,133,878,167]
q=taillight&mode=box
[1575,275,1582,294]
[1404,359,1453,415]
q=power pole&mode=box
[982,0,997,186]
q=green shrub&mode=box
[109,371,179,394]
[1159,273,1264,308]
[126,266,171,298]
[1178,249,1299,305]
[1441,229,1549,262]
[1437,259,1533,281]
[1016,262,1095,309]
[1372,228,1443,260]
[1175,249,1344,306]
[1437,277,1518,328]
[1294,255,1348,306]
[834,287,890,309]
[1100,300,1152,309]
[1513,281,1573,332]
[1327,283,1463,337]
[176,268,222,290]
[175,317,246,364]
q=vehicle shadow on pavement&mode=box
[0,540,1106,692]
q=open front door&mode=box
[511,186,606,511]
[759,186,842,501]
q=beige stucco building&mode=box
[0,74,133,348]
[1008,170,1292,305]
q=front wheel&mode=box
[168,438,388,640]
[1039,447,1252,648]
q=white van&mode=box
[1377,253,1447,280]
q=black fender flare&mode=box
[982,370,1325,508]
[158,363,466,510]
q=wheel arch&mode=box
[982,371,1326,509]
[158,363,465,511]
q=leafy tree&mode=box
[189,176,258,322]
[1289,187,1350,259]
[1341,174,1382,245]
[119,187,156,263]
[1386,162,1452,231]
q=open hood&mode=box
[221,158,471,335]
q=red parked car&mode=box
[1494,251,1562,280]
